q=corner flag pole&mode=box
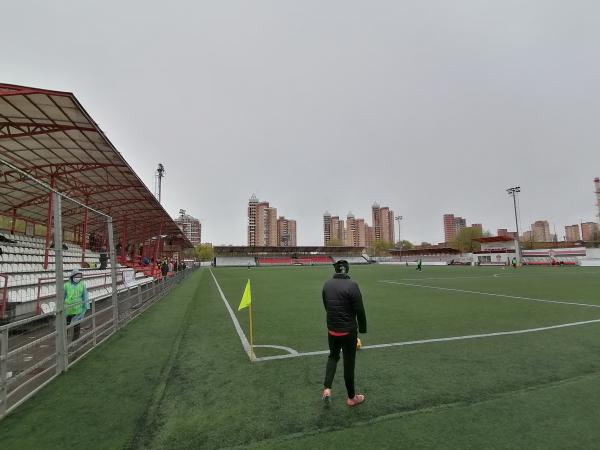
[238,279,255,360]
[249,302,255,360]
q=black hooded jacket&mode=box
[322,273,367,333]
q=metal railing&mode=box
[0,266,196,418]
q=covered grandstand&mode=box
[0,83,192,319]
[389,245,461,265]
[214,246,369,267]
[0,83,195,418]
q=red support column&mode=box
[121,217,128,260]
[154,220,164,262]
[10,208,16,234]
[43,177,55,269]
[80,205,89,267]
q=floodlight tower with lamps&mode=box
[395,215,403,249]
[506,186,522,264]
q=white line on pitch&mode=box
[253,345,298,354]
[379,280,600,309]
[209,269,253,360]
[254,318,600,362]
[393,275,503,281]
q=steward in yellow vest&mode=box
[64,268,89,341]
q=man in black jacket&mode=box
[322,260,367,407]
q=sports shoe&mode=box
[346,394,365,407]
[322,388,331,403]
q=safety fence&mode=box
[0,159,198,419]
[0,267,196,419]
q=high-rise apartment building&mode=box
[265,206,278,246]
[455,217,466,234]
[356,218,367,247]
[323,211,332,245]
[565,225,581,242]
[443,214,456,242]
[288,220,297,246]
[248,195,293,246]
[254,202,270,247]
[582,222,599,241]
[365,224,374,248]
[443,214,466,242]
[372,203,395,244]
[277,216,297,246]
[332,216,345,242]
[471,223,483,233]
[531,220,551,242]
[324,210,372,247]
[344,213,369,247]
[345,213,356,246]
[323,212,345,245]
[175,211,201,246]
[248,195,259,245]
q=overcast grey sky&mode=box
[3,1,600,245]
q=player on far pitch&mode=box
[321,260,367,407]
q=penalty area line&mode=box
[254,318,600,362]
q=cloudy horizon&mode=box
[3,1,600,245]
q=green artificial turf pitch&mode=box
[1,265,600,449]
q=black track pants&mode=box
[323,330,358,398]
[66,315,81,341]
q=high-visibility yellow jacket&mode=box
[64,281,88,316]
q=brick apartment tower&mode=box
[581,222,599,241]
[443,214,466,242]
[323,212,345,245]
[372,203,395,244]
[356,218,367,247]
[326,211,368,247]
[345,213,356,246]
[565,225,581,242]
[345,213,368,247]
[248,194,259,245]
[531,220,551,242]
[264,206,278,246]
[248,195,280,246]
[277,216,297,246]
[175,212,202,246]
[443,214,456,242]
[323,211,332,245]
[365,224,374,248]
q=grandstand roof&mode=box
[0,83,190,246]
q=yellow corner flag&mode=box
[238,279,252,311]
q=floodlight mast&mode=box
[506,186,522,264]
[395,215,403,249]
[155,163,165,204]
